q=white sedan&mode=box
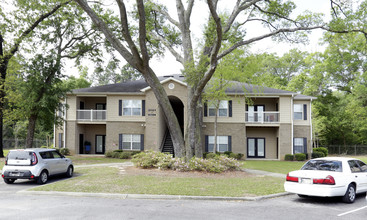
[284,157,367,203]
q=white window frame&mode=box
[123,100,142,116]
[122,134,141,150]
[294,138,305,154]
[293,104,303,120]
[208,100,228,117]
[208,136,229,152]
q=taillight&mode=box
[31,152,38,165]
[286,173,299,182]
[313,175,335,185]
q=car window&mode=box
[40,151,53,159]
[355,160,367,172]
[348,160,362,173]
[51,151,62,159]
[301,160,342,172]
[7,151,31,160]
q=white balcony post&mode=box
[90,109,93,121]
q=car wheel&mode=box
[342,184,356,203]
[65,166,73,178]
[37,170,48,184]
[4,178,15,184]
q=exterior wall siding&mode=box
[278,123,292,159]
[246,127,278,159]
[279,96,291,124]
[107,95,145,122]
[106,122,146,152]
[294,125,312,155]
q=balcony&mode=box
[77,110,107,122]
[245,111,279,124]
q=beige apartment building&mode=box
[55,75,315,160]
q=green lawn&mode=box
[31,166,285,197]
[242,160,304,174]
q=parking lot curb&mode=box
[18,190,291,202]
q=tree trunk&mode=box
[26,113,38,148]
[194,96,203,157]
[185,87,196,160]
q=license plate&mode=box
[11,172,20,177]
[300,178,311,184]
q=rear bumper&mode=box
[284,181,347,197]
[2,170,36,179]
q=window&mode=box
[122,134,142,150]
[348,160,362,173]
[247,138,265,158]
[208,136,229,152]
[123,100,142,116]
[208,100,228,117]
[301,160,342,172]
[294,104,303,120]
[355,160,367,172]
[294,138,306,154]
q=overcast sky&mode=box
[69,0,332,78]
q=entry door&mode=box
[96,135,105,154]
[247,138,265,158]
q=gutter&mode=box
[291,94,294,155]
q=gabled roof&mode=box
[71,74,316,100]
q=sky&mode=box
[69,0,332,78]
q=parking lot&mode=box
[0,178,366,219]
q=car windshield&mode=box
[301,160,342,172]
[7,151,32,160]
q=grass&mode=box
[31,166,285,197]
[242,160,304,174]
[68,155,127,165]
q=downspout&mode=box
[291,94,294,155]
[310,98,313,154]
[63,98,67,149]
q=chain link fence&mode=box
[323,145,367,155]
[3,139,51,149]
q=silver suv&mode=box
[1,148,73,184]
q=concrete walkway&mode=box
[18,162,291,202]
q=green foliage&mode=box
[312,151,325,159]
[132,151,241,173]
[105,150,139,159]
[284,154,294,161]
[294,153,306,161]
[313,147,328,157]
[59,148,70,156]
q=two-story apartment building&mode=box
[55,74,315,160]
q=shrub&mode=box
[295,153,306,161]
[312,151,325,159]
[119,152,133,159]
[229,152,243,160]
[132,151,172,169]
[313,147,328,157]
[224,151,232,157]
[113,149,123,153]
[205,153,218,159]
[59,148,70,156]
[284,154,294,161]
[105,151,114,158]
[132,151,241,173]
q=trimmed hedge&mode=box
[313,147,328,157]
[204,152,243,160]
[295,153,306,161]
[105,150,140,159]
[284,154,294,161]
[312,151,325,158]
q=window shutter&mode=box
[204,103,208,117]
[140,134,144,151]
[303,104,307,120]
[119,100,122,116]
[205,135,209,152]
[119,134,123,150]
[303,138,307,153]
[228,100,232,117]
[142,100,146,116]
[228,136,232,152]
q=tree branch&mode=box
[137,0,150,69]
[150,32,184,64]
[218,25,324,60]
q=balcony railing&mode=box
[77,110,106,121]
[245,111,279,123]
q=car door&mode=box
[355,160,367,192]
[50,151,68,174]
[40,151,58,175]
[348,160,367,193]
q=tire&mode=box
[4,178,15,184]
[37,170,48,184]
[342,184,356,203]
[65,166,73,178]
